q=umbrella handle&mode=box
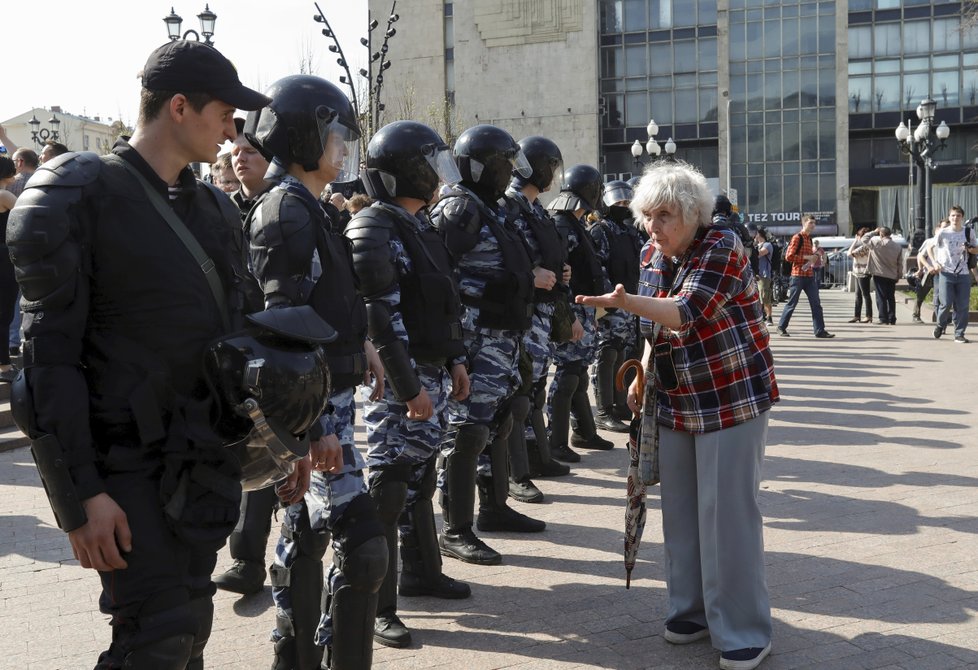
[616,358,645,394]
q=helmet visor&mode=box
[424,143,462,189]
[512,147,532,179]
[602,183,634,208]
[317,108,361,182]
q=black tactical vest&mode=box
[282,181,368,391]
[372,203,466,365]
[606,221,642,294]
[506,196,566,303]
[555,211,605,297]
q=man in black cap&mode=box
[6,40,270,669]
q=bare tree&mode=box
[904,85,915,111]
[875,90,885,112]
[296,36,319,76]
[851,90,862,113]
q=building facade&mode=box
[370,0,978,232]
[0,107,120,156]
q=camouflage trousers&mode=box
[270,387,369,649]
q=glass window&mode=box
[746,20,763,59]
[626,92,648,126]
[747,177,763,210]
[849,61,872,76]
[819,174,835,208]
[444,16,454,44]
[650,0,672,29]
[875,59,900,74]
[877,0,899,8]
[903,56,929,72]
[873,75,900,112]
[802,174,819,212]
[445,59,455,91]
[765,175,782,211]
[607,94,624,127]
[902,73,929,112]
[650,42,671,75]
[674,41,696,73]
[800,69,818,107]
[764,20,780,58]
[874,23,901,58]
[783,17,799,57]
[623,0,646,31]
[700,71,718,86]
[818,69,835,107]
[849,26,873,58]
[675,73,696,87]
[730,20,745,61]
[799,19,818,54]
[625,44,646,76]
[783,70,800,108]
[600,0,623,33]
[602,47,623,78]
[965,24,978,50]
[764,125,781,162]
[747,73,763,110]
[964,74,978,107]
[903,21,930,55]
[675,88,698,123]
[933,70,960,108]
[817,15,834,54]
[650,91,673,124]
[764,71,781,107]
[625,77,647,91]
[783,122,800,160]
[933,18,960,52]
[698,0,717,25]
[731,124,748,165]
[782,175,800,213]
[673,0,695,26]
[698,38,717,70]
[801,121,818,160]
[933,54,958,70]
[699,88,718,122]
[651,74,672,89]
[819,120,834,160]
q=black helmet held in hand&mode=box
[454,124,532,200]
[205,305,336,490]
[515,135,563,192]
[548,164,604,213]
[361,120,461,203]
[244,74,361,178]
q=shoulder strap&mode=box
[103,154,230,331]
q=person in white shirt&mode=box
[933,205,978,342]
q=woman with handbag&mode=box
[577,161,778,670]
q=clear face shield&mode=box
[424,142,462,193]
[512,147,532,179]
[602,184,634,208]
[316,106,361,182]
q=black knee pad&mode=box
[105,590,197,669]
[453,423,491,457]
[335,493,384,555]
[336,534,388,593]
[284,504,330,559]
[415,458,438,501]
[369,466,411,527]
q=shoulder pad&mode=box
[246,305,338,344]
[345,206,396,237]
[23,151,102,189]
[431,194,482,236]
[547,192,584,213]
[345,208,397,298]
[248,187,315,250]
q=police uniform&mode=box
[247,174,386,670]
[7,143,257,669]
[345,200,471,646]
[503,187,570,486]
[430,183,542,564]
[548,206,610,459]
[587,210,642,429]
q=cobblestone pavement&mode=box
[2,289,977,670]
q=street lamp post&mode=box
[895,97,950,253]
[28,112,61,149]
[631,119,663,172]
[164,5,218,45]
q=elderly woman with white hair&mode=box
[578,161,778,670]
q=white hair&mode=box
[630,160,714,232]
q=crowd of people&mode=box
[31,37,978,670]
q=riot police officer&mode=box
[547,165,614,463]
[5,40,270,669]
[502,136,572,502]
[344,120,473,649]
[244,75,387,670]
[588,180,642,432]
[431,125,545,567]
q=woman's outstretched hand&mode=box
[576,284,628,311]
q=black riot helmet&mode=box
[244,75,361,178]
[515,136,563,192]
[361,120,461,204]
[454,124,532,200]
[602,180,634,208]
[205,306,336,491]
[548,164,604,214]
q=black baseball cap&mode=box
[141,40,271,111]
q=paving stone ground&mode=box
[2,288,977,670]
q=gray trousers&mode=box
[658,411,772,652]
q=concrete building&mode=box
[370,0,978,234]
[0,107,120,156]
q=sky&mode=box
[2,0,370,127]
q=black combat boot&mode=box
[593,348,630,433]
[570,374,615,451]
[476,431,545,533]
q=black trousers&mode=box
[873,276,897,324]
[0,252,18,366]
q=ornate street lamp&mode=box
[631,119,665,172]
[895,97,950,252]
[28,111,60,148]
[664,137,677,161]
[164,5,218,45]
